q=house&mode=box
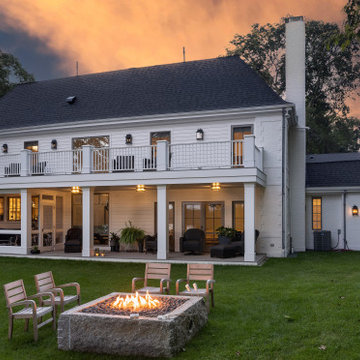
[0,17,306,264]
[306,153,360,251]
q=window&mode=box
[8,197,21,221]
[72,136,109,149]
[233,201,244,232]
[150,132,171,145]
[0,197,4,221]
[24,141,38,152]
[32,196,39,230]
[312,197,322,230]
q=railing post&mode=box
[156,140,169,171]
[243,135,255,168]
[20,150,31,176]
[82,145,93,174]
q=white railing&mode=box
[0,154,21,177]
[92,145,157,173]
[29,150,83,175]
[169,140,243,170]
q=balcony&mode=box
[0,136,264,185]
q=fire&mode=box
[112,291,160,311]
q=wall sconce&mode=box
[211,182,221,191]
[71,186,81,194]
[2,144,8,153]
[196,129,204,141]
[352,205,358,216]
[126,134,132,144]
[136,184,145,192]
[51,139,57,150]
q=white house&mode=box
[0,17,306,264]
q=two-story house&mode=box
[0,17,306,264]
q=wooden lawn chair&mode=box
[176,263,215,311]
[3,279,56,341]
[132,263,171,294]
[34,271,80,314]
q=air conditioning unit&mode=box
[313,231,331,251]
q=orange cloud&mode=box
[0,0,346,76]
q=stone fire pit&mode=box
[57,292,208,357]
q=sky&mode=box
[0,0,358,116]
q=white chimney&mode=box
[286,16,306,253]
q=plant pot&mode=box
[218,235,232,245]
[110,242,120,252]
[31,249,40,254]
[137,239,144,253]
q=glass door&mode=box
[154,202,175,251]
[42,203,55,250]
[232,126,252,166]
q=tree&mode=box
[226,19,360,154]
[0,50,34,98]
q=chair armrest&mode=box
[176,278,188,295]
[28,291,56,306]
[160,278,172,293]
[57,282,81,296]
[132,277,145,293]
[206,279,215,293]
[10,299,36,311]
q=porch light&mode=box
[211,182,221,191]
[126,134,132,144]
[196,129,204,141]
[51,139,57,150]
[2,144,8,153]
[352,205,358,216]
[136,184,145,192]
[71,186,81,194]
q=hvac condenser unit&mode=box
[313,231,331,251]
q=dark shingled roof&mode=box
[0,56,287,130]
[306,153,360,188]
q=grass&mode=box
[1,252,360,359]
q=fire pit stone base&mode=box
[57,292,208,358]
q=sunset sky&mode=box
[0,0,358,116]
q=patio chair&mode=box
[34,271,81,314]
[180,229,205,254]
[176,263,215,311]
[132,263,171,294]
[144,235,157,253]
[3,279,56,341]
[64,227,82,253]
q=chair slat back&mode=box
[34,271,55,293]
[187,264,214,281]
[3,279,27,307]
[145,263,171,281]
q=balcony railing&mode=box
[0,136,263,178]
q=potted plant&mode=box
[216,226,237,244]
[120,221,145,252]
[30,245,40,254]
[110,232,120,252]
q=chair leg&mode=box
[8,316,13,340]
[52,307,56,331]
[24,318,29,331]
[211,291,215,308]
[78,296,81,305]
[61,302,64,314]
[33,315,38,342]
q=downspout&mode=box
[281,108,286,254]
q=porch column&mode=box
[244,183,256,262]
[20,189,31,254]
[82,187,94,257]
[157,185,168,260]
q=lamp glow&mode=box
[352,205,358,216]
[71,186,81,194]
[136,184,145,192]
[211,182,221,191]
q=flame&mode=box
[112,291,160,311]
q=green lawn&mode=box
[1,252,360,359]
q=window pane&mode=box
[312,197,322,230]
[8,197,21,221]
[72,136,109,149]
[32,196,39,230]
[0,197,4,221]
[24,141,38,152]
[233,201,244,232]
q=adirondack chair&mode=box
[132,263,171,294]
[3,279,56,341]
[34,271,80,314]
[176,263,215,311]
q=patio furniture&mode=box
[3,279,56,341]
[176,263,215,311]
[34,271,81,314]
[180,229,205,254]
[132,263,171,294]
[64,228,82,253]
[144,235,157,253]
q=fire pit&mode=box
[58,292,208,357]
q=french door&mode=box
[183,202,224,249]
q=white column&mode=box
[20,189,31,254]
[20,150,31,176]
[157,185,168,260]
[156,140,169,171]
[244,183,256,262]
[82,145,93,174]
[243,135,255,168]
[82,187,94,257]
